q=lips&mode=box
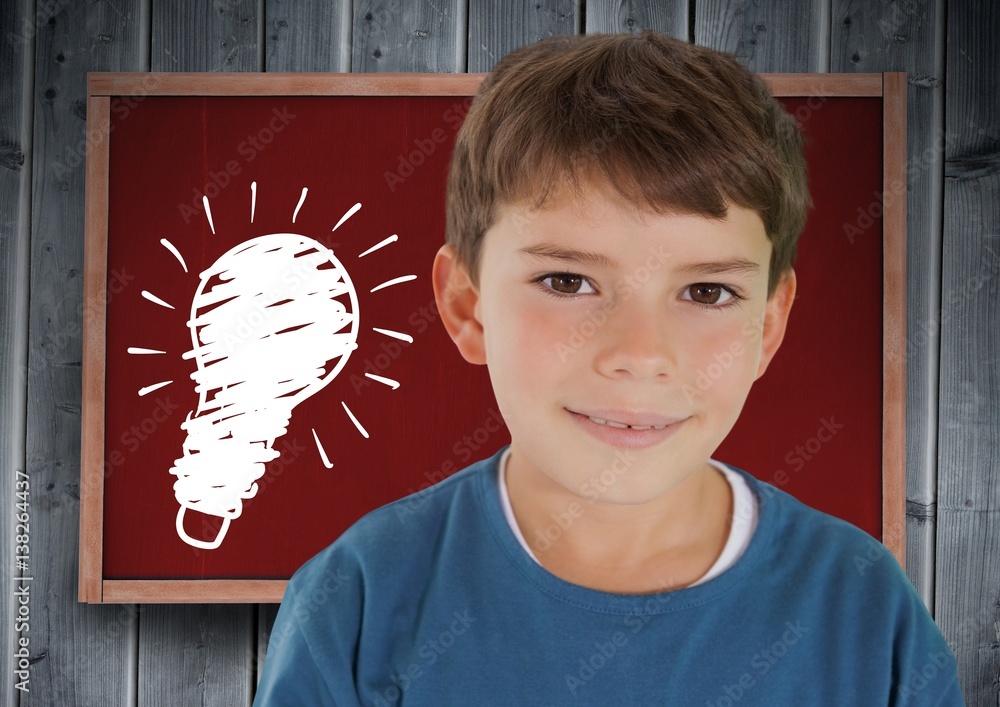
[566,409,687,450]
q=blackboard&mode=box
[80,73,905,602]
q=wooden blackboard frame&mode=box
[80,72,905,604]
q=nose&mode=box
[593,299,676,381]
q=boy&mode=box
[255,31,963,705]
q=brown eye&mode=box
[540,274,595,295]
[687,284,734,306]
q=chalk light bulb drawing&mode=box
[129,184,415,550]
[171,232,360,549]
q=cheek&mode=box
[684,320,762,398]
[483,297,567,390]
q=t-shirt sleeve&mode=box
[253,553,364,707]
[882,558,966,706]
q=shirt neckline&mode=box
[495,447,758,587]
[476,445,776,615]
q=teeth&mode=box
[587,415,669,431]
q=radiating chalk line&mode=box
[203,196,216,234]
[160,238,188,273]
[341,401,369,438]
[332,203,362,232]
[142,290,176,309]
[365,373,399,390]
[139,380,172,396]
[371,274,416,293]
[251,181,257,223]
[372,327,413,343]
[358,234,398,258]
[292,187,308,223]
[128,347,166,355]
[312,428,334,469]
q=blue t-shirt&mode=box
[255,447,964,706]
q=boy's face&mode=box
[434,180,796,506]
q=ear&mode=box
[755,268,797,379]
[432,244,487,365]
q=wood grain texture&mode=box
[79,96,110,604]
[256,604,280,688]
[881,72,908,567]
[938,1,1000,703]
[583,0,687,37]
[24,1,144,704]
[0,0,32,704]
[352,0,465,73]
[104,580,286,604]
[151,0,260,72]
[88,71,487,95]
[694,0,824,72]
[467,0,580,72]
[137,3,261,705]
[138,604,255,704]
[264,0,351,72]
[830,0,946,608]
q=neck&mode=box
[503,450,733,592]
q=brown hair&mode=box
[445,31,811,298]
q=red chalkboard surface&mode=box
[81,73,905,602]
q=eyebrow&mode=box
[517,244,761,278]
[674,257,761,278]
[517,244,620,269]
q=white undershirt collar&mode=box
[496,447,758,587]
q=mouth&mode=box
[584,416,668,431]
[566,408,687,450]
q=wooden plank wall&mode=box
[0,0,994,704]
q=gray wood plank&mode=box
[23,0,145,704]
[138,604,254,704]
[584,0,687,38]
[151,0,260,72]
[467,0,580,73]
[264,0,351,72]
[694,0,824,72]
[352,0,465,72]
[0,0,33,703]
[255,604,279,689]
[830,0,946,609]
[937,3,1000,703]
[138,4,261,707]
